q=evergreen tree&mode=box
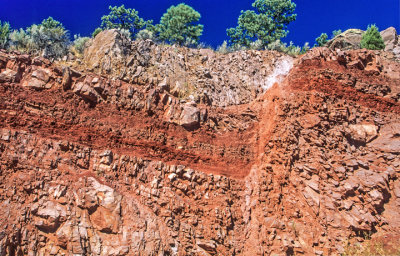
[100,5,152,38]
[315,33,328,47]
[156,3,204,46]
[360,25,385,50]
[332,29,342,38]
[227,0,297,48]
[0,20,10,49]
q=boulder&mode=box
[61,66,72,90]
[84,29,131,76]
[90,206,120,233]
[196,239,217,254]
[346,124,378,144]
[300,114,321,129]
[393,46,400,59]
[0,69,17,83]
[22,68,52,89]
[327,29,364,50]
[179,103,200,130]
[353,169,388,195]
[32,200,67,231]
[380,27,398,51]
[369,122,400,153]
[31,68,50,83]
[100,150,113,165]
[86,177,122,233]
[73,82,100,103]
[394,181,400,198]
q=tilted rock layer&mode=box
[0,33,400,255]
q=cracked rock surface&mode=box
[0,32,400,255]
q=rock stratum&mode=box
[0,30,400,255]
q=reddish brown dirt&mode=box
[288,59,400,113]
[0,81,256,179]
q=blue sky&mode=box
[0,0,399,47]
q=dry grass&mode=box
[342,236,400,256]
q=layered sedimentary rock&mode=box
[0,32,400,255]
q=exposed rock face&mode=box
[84,29,132,74]
[380,27,400,60]
[381,27,398,51]
[0,37,400,256]
[327,29,364,50]
[327,27,400,61]
[81,30,293,107]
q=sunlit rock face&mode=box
[83,29,293,107]
[0,31,400,255]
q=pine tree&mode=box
[155,3,203,46]
[100,5,152,38]
[315,33,328,47]
[227,0,297,48]
[360,25,385,50]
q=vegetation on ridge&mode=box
[154,3,204,46]
[96,5,152,39]
[0,20,10,49]
[360,24,385,50]
[7,17,70,59]
[315,33,328,47]
[0,1,390,59]
[227,0,297,49]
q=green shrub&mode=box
[195,42,212,50]
[300,42,310,54]
[0,20,11,49]
[155,3,204,46]
[92,27,102,38]
[360,24,385,50]
[332,29,342,38]
[100,5,152,39]
[8,17,69,59]
[8,29,31,52]
[72,35,90,55]
[217,38,304,56]
[266,40,301,56]
[249,39,264,50]
[216,41,231,54]
[28,17,70,59]
[227,0,297,48]
[315,33,328,47]
[136,29,155,41]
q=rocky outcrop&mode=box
[327,29,364,50]
[81,30,293,107]
[380,27,400,60]
[326,27,400,61]
[84,29,132,74]
[1,40,400,255]
[381,27,398,51]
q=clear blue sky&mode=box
[0,0,399,47]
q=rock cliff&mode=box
[0,30,400,255]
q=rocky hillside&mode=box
[327,27,400,60]
[82,30,293,107]
[0,30,400,255]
